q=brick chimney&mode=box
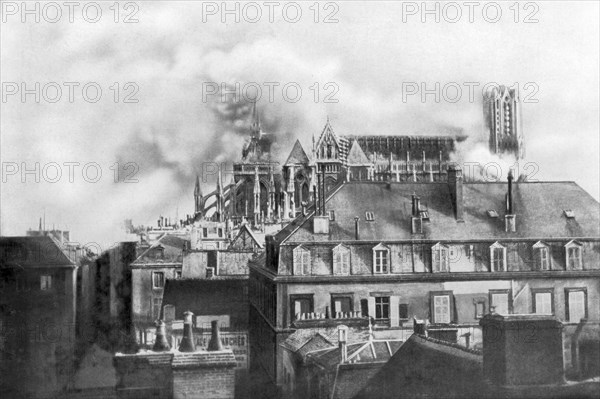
[505,170,516,232]
[447,164,464,221]
[480,314,564,387]
[178,311,195,352]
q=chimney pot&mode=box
[338,325,348,363]
[447,164,464,221]
[152,320,171,352]
[207,320,224,351]
[354,217,360,240]
[178,311,196,352]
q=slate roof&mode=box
[0,236,76,268]
[281,181,600,243]
[285,139,310,165]
[132,233,189,265]
[280,326,371,354]
[332,365,381,399]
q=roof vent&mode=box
[487,210,499,218]
[563,210,575,219]
[365,211,375,221]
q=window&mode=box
[152,297,162,319]
[202,228,208,237]
[373,244,389,274]
[328,210,335,221]
[474,300,486,319]
[152,272,165,289]
[565,241,582,270]
[532,289,554,315]
[331,295,353,317]
[533,241,551,270]
[333,244,350,275]
[365,211,374,221]
[218,228,223,238]
[489,290,511,315]
[432,243,449,272]
[565,288,587,323]
[361,299,369,317]
[399,303,409,320]
[40,275,52,290]
[490,242,506,272]
[290,295,313,320]
[375,297,390,319]
[431,293,452,324]
[293,245,311,275]
[175,271,182,279]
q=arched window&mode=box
[490,242,506,272]
[565,240,583,270]
[333,244,350,275]
[431,243,449,272]
[533,241,551,271]
[372,243,390,274]
[293,245,311,275]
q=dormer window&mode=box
[565,241,583,270]
[328,210,335,221]
[490,242,506,272]
[293,245,311,275]
[533,241,551,271]
[563,210,575,219]
[332,244,350,275]
[431,243,449,272]
[373,244,389,274]
[365,212,374,221]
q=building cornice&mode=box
[269,270,600,284]
[281,237,600,246]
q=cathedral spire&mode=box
[250,100,261,137]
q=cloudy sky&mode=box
[1,1,598,247]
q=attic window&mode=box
[487,210,499,218]
[419,210,430,221]
[564,210,575,219]
[365,212,375,221]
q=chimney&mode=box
[411,193,421,217]
[338,325,348,363]
[447,164,464,221]
[480,314,564,386]
[354,217,360,240]
[411,193,423,234]
[207,320,224,351]
[505,170,516,232]
[178,311,195,352]
[152,320,171,352]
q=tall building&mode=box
[0,236,78,398]
[484,85,525,159]
[248,167,600,392]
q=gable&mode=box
[285,139,310,165]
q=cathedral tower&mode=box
[484,85,525,159]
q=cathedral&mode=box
[191,86,524,228]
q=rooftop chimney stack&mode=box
[207,320,224,351]
[178,311,196,352]
[354,217,360,240]
[152,320,171,352]
[338,325,348,363]
[447,164,464,221]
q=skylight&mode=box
[487,210,499,218]
[564,210,575,219]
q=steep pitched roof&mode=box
[0,236,75,268]
[285,139,310,165]
[280,181,600,243]
[132,233,189,265]
[230,224,263,250]
[346,140,371,165]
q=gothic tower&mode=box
[485,85,525,160]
